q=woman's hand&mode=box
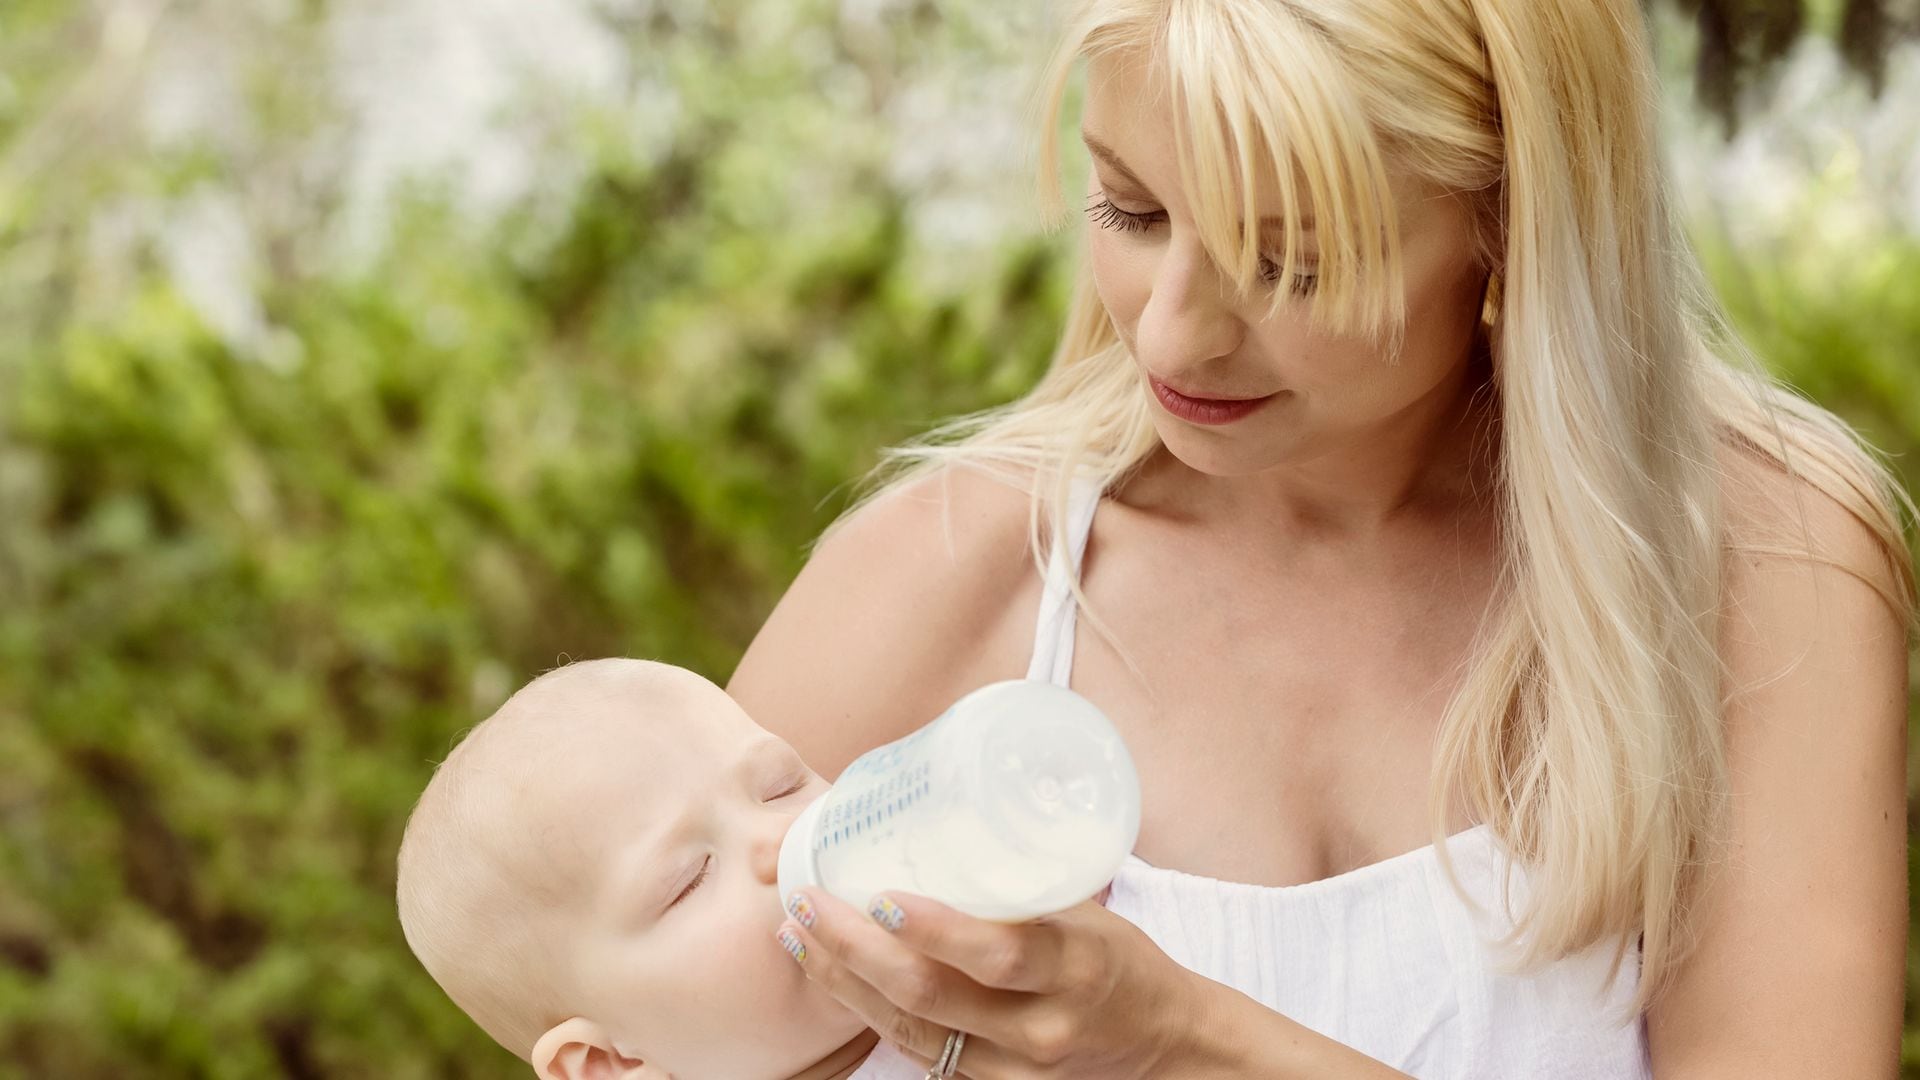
[774,885,1213,1079]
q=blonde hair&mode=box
[828,0,1918,1019]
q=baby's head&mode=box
[395,658,866,1078]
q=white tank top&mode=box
[852,472,1652,1078]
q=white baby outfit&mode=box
[849,473,1652,1078]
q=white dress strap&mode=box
[1023,473,1103,687]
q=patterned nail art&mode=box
[785,892,817,930]
[868,896,905,932]
[778,927,807,964]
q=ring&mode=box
[924,1028,966,1079]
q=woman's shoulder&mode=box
[1710,427,1913,708]
[725,463,1047,778]
[1714,430,1912,614]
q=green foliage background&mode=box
[0,2,1915,1077]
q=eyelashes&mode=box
[671,855,710,907]
[667,779,810,909]
[1086,192,1159,234]
[1084,194,1319,297]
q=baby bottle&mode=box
[776,679,1140,923]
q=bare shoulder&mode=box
[1647,437,1910,1074]
[1711,431,1910,758]
[1712,434,1910,746]
[725,464,1046,779]
[1715,434,1909,609]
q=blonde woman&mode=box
[728,0,1916,1076]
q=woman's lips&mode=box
[1149,375,1281,426]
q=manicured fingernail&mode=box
[868,896,905,932]
[785,892,817,929]
[777,926,807,964]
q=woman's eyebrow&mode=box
[1080,129,1316,232]
[1082,131,1150,189]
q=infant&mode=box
[395,657,921,1079]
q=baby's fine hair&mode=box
[394,658,651,1060]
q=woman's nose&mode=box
[1136,239,1246,366]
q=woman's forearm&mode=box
[1182,973,1418,1080]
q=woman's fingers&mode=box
[780,889,1031,1058]
[775,916,949,1060]
[862,890,1084,995]
[779,885,1192,1079]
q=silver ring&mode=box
[924,1028,966,1079]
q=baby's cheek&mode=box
[708,895,808,1007]
[734,902,860,1035]
[689,917,858,1071]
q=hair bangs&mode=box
[1161,0,1406,349]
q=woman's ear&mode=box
[531,1018,660,1080]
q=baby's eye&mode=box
[767,776,810,801]
[670,855,710,907]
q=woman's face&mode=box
[1079,51,1493,482]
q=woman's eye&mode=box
[1262,257,1320,297]
[1085,193,1159,233]
[1087,195,1317,297]
[670,856,710,908]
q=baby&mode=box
[395,656,924,1079]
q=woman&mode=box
[729,0,1916,1075]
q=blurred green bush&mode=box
[0,152,1072,1080]
[0,3,1914,1078]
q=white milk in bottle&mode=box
[776,680,1140,922]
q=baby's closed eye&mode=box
[671,855,711,907]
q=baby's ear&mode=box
[531,1018,661,1080]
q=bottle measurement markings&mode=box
[818,766,932,850]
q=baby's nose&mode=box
[748,817,784,885]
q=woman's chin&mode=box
[1155,424,1299,479]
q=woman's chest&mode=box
[1066,509,1505,886]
